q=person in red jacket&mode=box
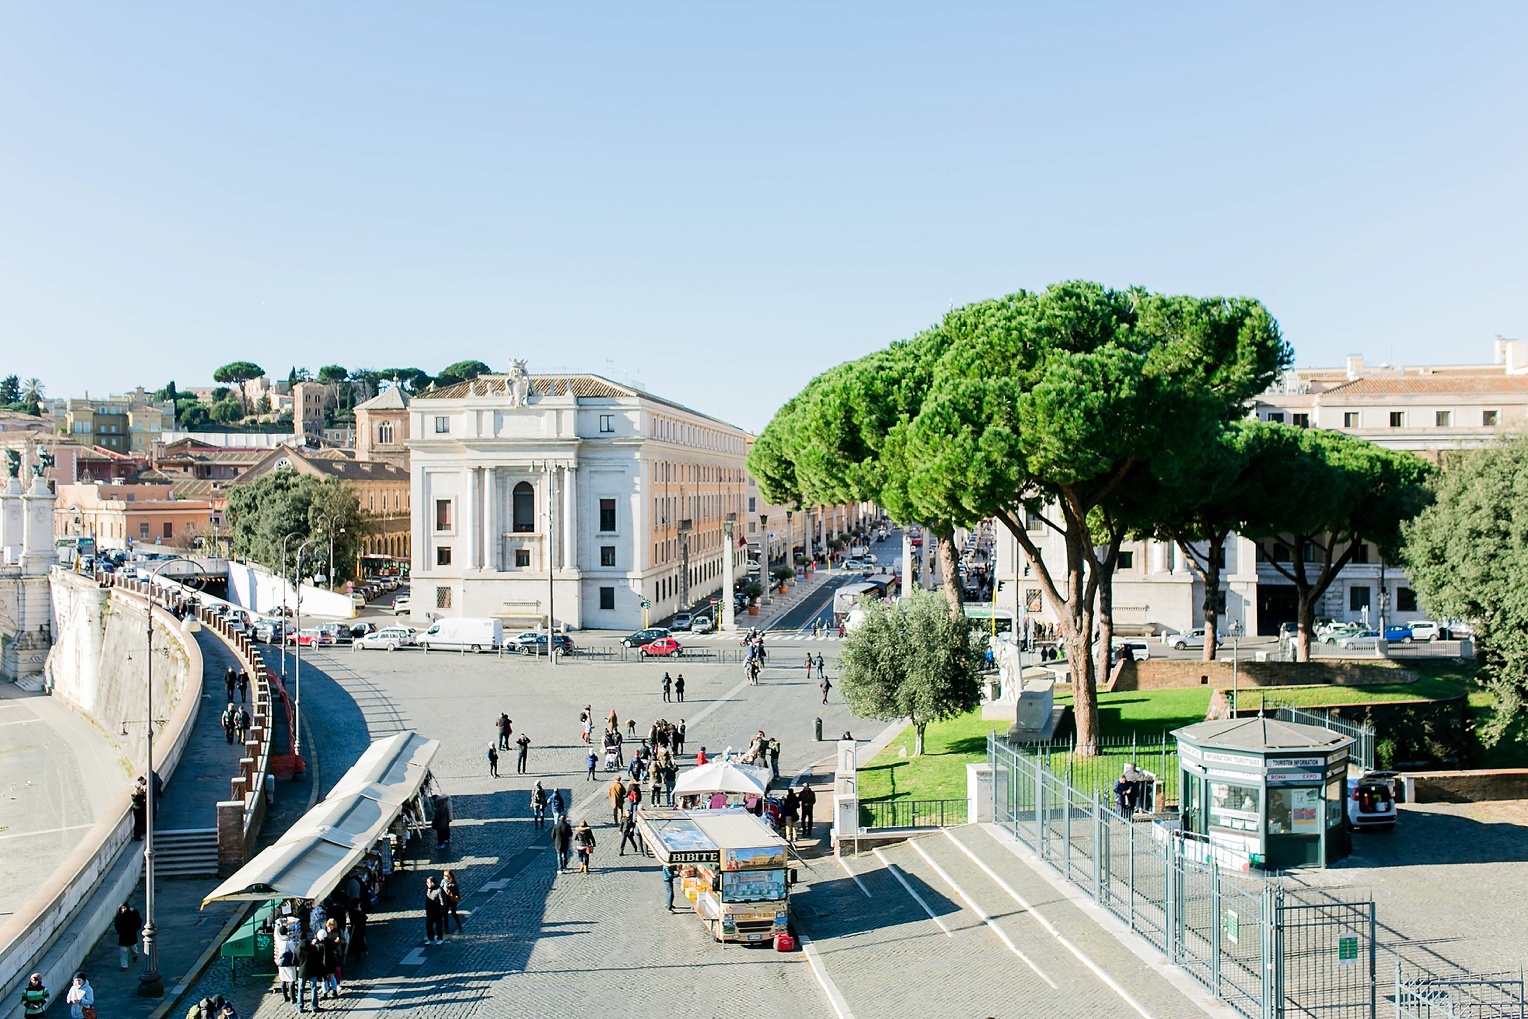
[696,746,707,766]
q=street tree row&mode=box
[749,281,1432,756]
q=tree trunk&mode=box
[1201,536,1225,662]
[1296,595,1317,663]
[913,720,926,757]
[1096,569,1115,694]
[935,528,964,618]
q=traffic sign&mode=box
[710,598,717,606]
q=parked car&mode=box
[1347,773,1398,830]
[253,618,287,644]
[670,613,695,631]
[1111,639,1152,661]
[621,627,670,648]
[287,628,328,647]
[1405,620,1444,641]
[843,559,866,571]
[354,626,418,651]
[350,592,367,609]
[517,633,574,656]
[1318,621,1366,644]
[349,621,378,639]
[638,637,684,658]
[392,596,411,616]
[1166,628,1220,651]
[1336,625,1414,649]
[319,623,351,645]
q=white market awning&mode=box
[671,761,771,798]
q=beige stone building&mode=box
[55,483,216,550]
[234,446,412,561]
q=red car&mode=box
[639,637,684,658]
[286,628,330,647]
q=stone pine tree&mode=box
[837,590,983,756]
[1404,434,1528,745]
[213,361,264,417]
[1238,425,1432,661]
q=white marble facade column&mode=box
[467,467,483,570]
[562,465,577,571]
[483,468,497,571]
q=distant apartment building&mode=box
[293,379,371,447]
[55,482,216,550]
[353,384,411,467]
[57,389,176,454]
[235,445,412,561]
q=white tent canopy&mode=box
[203,732,439,906]
[672,761,771,798]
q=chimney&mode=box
[1496,336,1511,364]
[1507,340,1526,375]
[1345,355,1364,380]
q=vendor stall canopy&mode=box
[671,761,772,798]
[202,731,439,906]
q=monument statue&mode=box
[506,359,531,408]
[2,449,19,480]
[33,449,53,481]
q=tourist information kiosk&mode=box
[1174,716,1353,869]
[636,807,791,944]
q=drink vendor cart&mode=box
[636,807,792,945]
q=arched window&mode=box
[512,482,535,532]
[378,421,394,445]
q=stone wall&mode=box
[1111,659,1415,692]
[1409,769,1528,803]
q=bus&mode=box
[963,603,1014,636]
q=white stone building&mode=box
[405,368,750,631]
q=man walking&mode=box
[618,810,642,856]
[608,776,627,826]
[114,901,142,970]
[674,674,685,702]
[237,669,249,704]
[552,814,573,872]
[235,705,251,745]
[815,653,825,679]
[675,720,686,756]
[497,713,512,751]
[820,674,832,705]
[799,783,817,836]
[423,876,448,945]
[586,747,597,781]
[530,782,547,829]
[224,666,236,703]
[662,672,672,702]
[515,733,531,774]
[781,788,800,845]
[221,702,238,744]
[486,744,499,778]
[768,736,781,780]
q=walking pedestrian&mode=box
[443,870,464,932]
[64,972,93,1019]
[275,918,298,1001]
[347,900,368,962]
[608,776,627,825]
[815,653,825,679]
[131,778,147,840]
[674,674,685,702]
[580,709,592,745]
[768,736,781,780]
[431,795,451,849]
[648,764,663,807]
[662,672,672,702]
[805,653,812,676]
[675,720,686,756]
[114,901,142,969]
[486,744,499,777]
[297,932,326,1012]
[515,733,531,773]
[321,918,344,997]
[235,705,251,744]
[574,820,597,873]
[530,781,547,829]
[423,876,447,945]
[237,669,249,704]
[662,862,677,912]
[781,788,799,844]
[799,783,817,835]
[550,788,565,820]
[618,810,641,856]
[552,814,573,871]
[586,747,597,781]
[224,666,236,703]
[820,675,832,704]
[19,974,47,1018]
[497,712,512,750]
[627,782,642,815]
[221,702,238,744]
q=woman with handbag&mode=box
[66,972,95,1019]
[442,870,464,932]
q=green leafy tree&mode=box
[434,360,492,387]
[1404,434,1528,745]
[174,396,209,430]
[20,378,44,415]
[225,472,365,584]
[379,368,433,392]
[1239,426,1433,661]
[153,380,179,404]
[837,590,983,756]
[213,361,264,416]
[0,375,20,406]
[317,364,348,384]
[209,398,244,425]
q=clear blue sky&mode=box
[2,3,1524,431]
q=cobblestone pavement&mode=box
[1282,801,1528,975]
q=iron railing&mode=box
[1395,964,1526,1019]
[1273,707,1376,773]
[859,798,968,830]
[1017,731,1180,808]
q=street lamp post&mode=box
[278,531,304,679]
[293,537,321,763]
[1229,618,1244,716]
[758,514,768,606]
[138,557,204,997]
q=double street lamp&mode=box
[292,537,321,763]
[137,556,207,998]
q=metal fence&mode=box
[860,798,968,830]
[989,734,1379,1019]
[1021,731,1180,809]
[1272,707,1376,774]
[1395,964,1526,1019]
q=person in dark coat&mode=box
[662,672,672,702]
[574,821,597,873]
[423,876,448,945]
[515,733,531,774]
[346,901,368,962]
[114,902,142,969]
[618,811,642,856]
[798,783,817,835]
[297,934,327,1012]
[486,744,499,777]
[237,670,249,703]
[497,713,512,750]
[223,666,236,703]
[130,779,147,840]
[674,674,685,702]
[552,815,573,872]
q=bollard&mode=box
[814,717,823,742]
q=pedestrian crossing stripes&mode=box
[682,631,842,642]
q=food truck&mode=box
[636,807,792,945]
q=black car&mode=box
[621,627,670,648]
[517,633,575,656]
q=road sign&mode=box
[710,598,717,606]
[1337,935,1359,965]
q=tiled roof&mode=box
[416,373,745,431]
[1320,375,1528,396]
[355,385,411,411]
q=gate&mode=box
[1277,898,1376,1019]
[1395,964,1526,1019]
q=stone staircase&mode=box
[152,828,219,877]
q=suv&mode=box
[621,627,670,648]
[1347,773,1398,831]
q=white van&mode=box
[415,617,503,652]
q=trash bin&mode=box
[814,717,823,742]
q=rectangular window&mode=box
[1116,550,1134,571]
[1484,409,1500,426]
[1351,543,1369,563]
[1292,413,1310,428]
[1026,510,1045,532]
[1272,544,1292,562]
[1344,412,1360,428]
[139,523,150,541]
[1389,411,1405,428]
[600,545,616,567]
[748,497,757,513]
[599,586,616,610]
[163,522,173,539]
[1397,587,1418,612]
[434,415,450,433]
[1266,412,1284,423]
[1435,410,1452,427]
[435,586,452,609]
[1209,780,1261,834]
[436,546,452,566]
[1349,586,1370,612]
[599,498,617,532]
[435,499,452,532]
[599,414,614,433]
[514,548,530,568]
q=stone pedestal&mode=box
[967,763,994,824]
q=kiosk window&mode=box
[1268,788,1321,835]
[1326,777,1345,828]
[1209,781,1261,833]
[720,869,786,904]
